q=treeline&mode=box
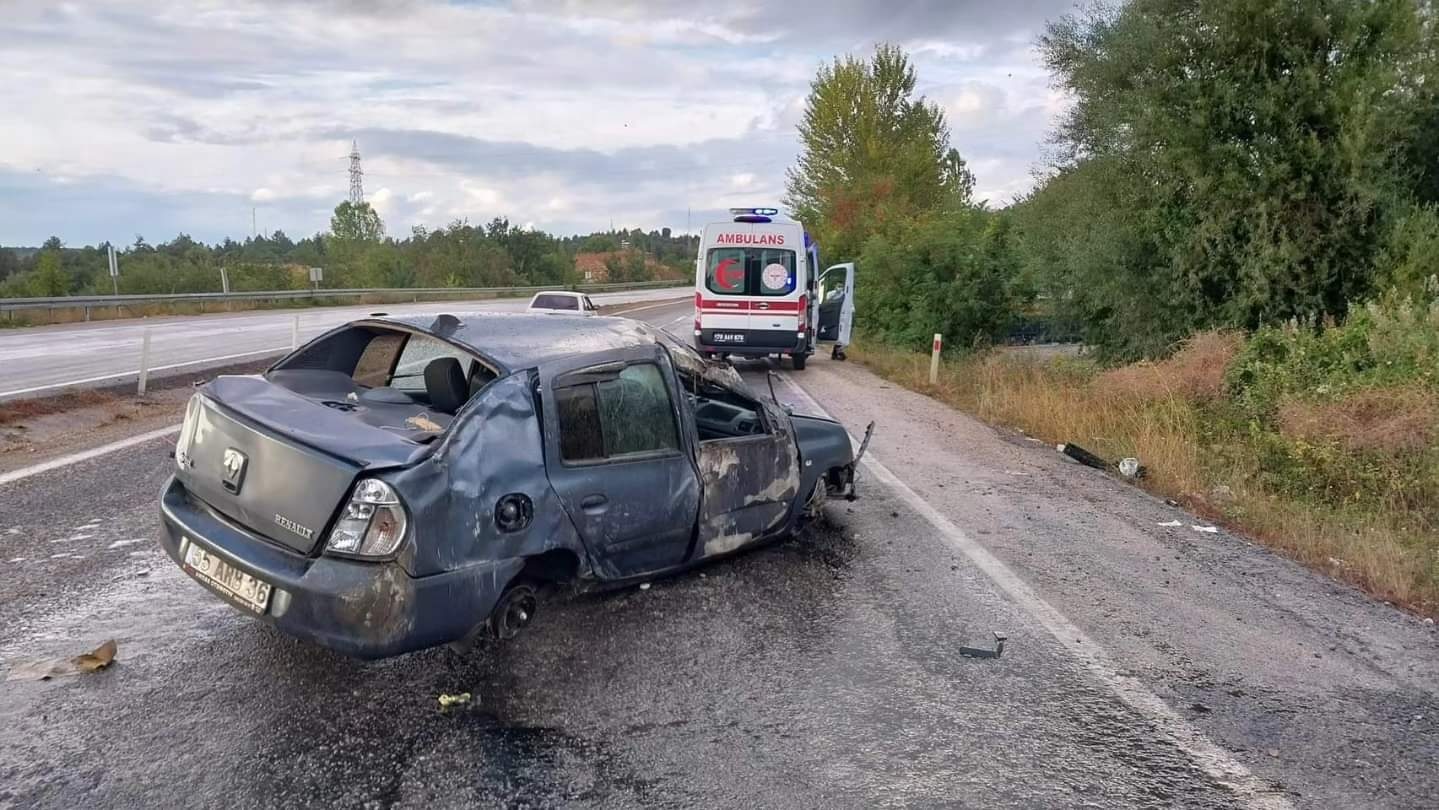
[0,207,698,298]
[791,1,1439,361]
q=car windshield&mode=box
[532,294,578,310]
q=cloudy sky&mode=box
[0,1,1077,246]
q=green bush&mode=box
[1226,291,1439,418]
[856,209,1026,351]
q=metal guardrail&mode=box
[0,280,686,317]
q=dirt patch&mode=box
[0,359,272,474]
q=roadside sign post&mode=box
[308,266,323,291]
[291,315,300,350]
[137,328,152,396]
[107,245,119,296]
[930,333,943,385]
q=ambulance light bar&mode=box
[730,207,779,223]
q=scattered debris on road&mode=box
[1057,442,1147,479]
[6,639,118,681]
[1158,520,1183,528]
[959,631,1007,659]
[438,692,473,710]
[1192,525,1219,534]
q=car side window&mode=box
[556,363,679,463]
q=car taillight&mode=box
[797,294,808,334]
[326,478,408,558]
[694,291,702,336]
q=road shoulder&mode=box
[783,353,1439,808]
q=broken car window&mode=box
[353,332,404,388]
[557,384,605,462]
[391,334,475,393]
[556,364,679,462]
[597,364,679,456]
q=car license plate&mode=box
[712,333,745,343]
[183,541,272,614]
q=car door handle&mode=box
[580,494,608,513]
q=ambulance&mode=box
[693,207,855,370]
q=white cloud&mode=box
[0,0,1074,243]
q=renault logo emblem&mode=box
[221,448,248,494]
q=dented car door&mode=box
[542,349,702,578]
[694,394,801,559]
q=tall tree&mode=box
[1036,0,1438,356]
[785,44,972,260]
[32,247,68,296]
[329,201,385,243]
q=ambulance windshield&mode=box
[705,248,796,296]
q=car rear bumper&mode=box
[695,329,808,355]
[158,476,521,659]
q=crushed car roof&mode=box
[367,311,680,372]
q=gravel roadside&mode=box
[784,352,1439,809]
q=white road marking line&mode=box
[607,298,690,317]
[0,425,180,489]
[107,539,142,550]
[0,347,290,400]
[775,373,1293,810]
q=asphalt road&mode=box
[1,300,1435,809]
[0,287,686,400]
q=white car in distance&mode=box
[526,291,598,315]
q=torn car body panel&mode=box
[157,312,863,659]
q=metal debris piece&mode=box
[1059,443,1146,478]
[1058,442,1109,470]
[437,692,472,710]
[959,631,1007,659]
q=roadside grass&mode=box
[850,329,1439,617]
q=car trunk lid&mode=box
[175,376,428,554]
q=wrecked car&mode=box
[158,311,864,658]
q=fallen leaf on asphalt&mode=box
[5,639,118,681]
[72,640,117,673]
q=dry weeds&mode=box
[1279,387,1438,453]
[850,336,1438,617]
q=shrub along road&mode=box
[0,300,1434,808]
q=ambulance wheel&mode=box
[791,353,807,370]
[832,345,847,361]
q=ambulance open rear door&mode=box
[815,262,855,360]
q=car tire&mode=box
[792,353,807,370]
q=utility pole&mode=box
[252,207,257,238]
[348,140,365,203]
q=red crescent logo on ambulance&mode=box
[714,258,744,291]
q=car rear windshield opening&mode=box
[705,248,796,296]
[532,294,579,310]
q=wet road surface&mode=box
[1,300,1435,808]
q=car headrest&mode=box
[423,357,468,414]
